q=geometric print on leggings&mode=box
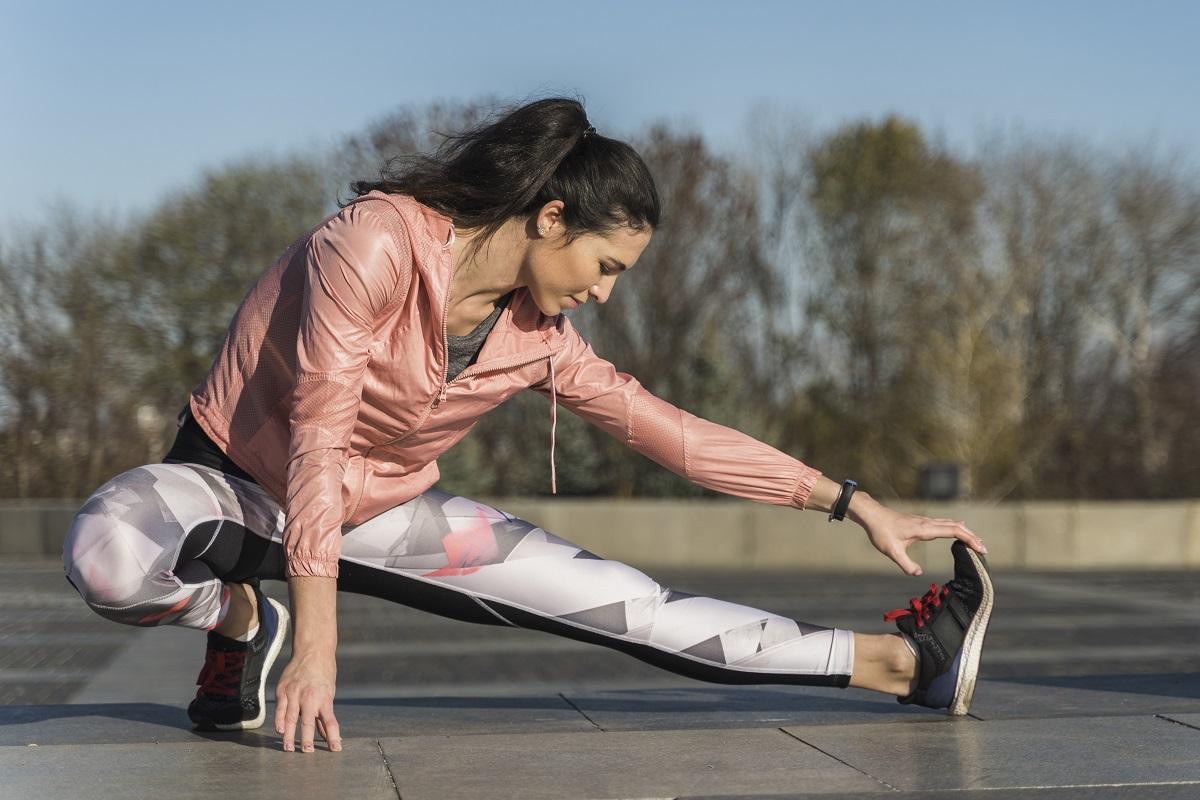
[341,488,855,680]
[63,463,283,630]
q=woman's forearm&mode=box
[287,576,338,655]
[805,474,885,528]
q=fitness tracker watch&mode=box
[828,479,858,522]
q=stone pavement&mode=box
[1,559,1198,798]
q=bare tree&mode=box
[980,137,1200,498]
[977,137,1112,497]
[0,210,141,497]
[1094,150,1200,488]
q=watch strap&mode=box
[828,479,858,522]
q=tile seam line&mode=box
[777,727,900,792]
[376,739,403,800]
[1156,713,1200,733]
[558,692,605,731]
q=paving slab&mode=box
[783,715,1200,791]
[0,702,195,746]
[379,727,889,799]
[0,737,397,800]
[71,624,204,704]
[970,674,1200,720]
[562,686,947,731]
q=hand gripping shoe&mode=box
[883,540,994,715]
[188,585,290,730]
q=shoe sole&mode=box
[949,548,993,716]
[210,597,290,731]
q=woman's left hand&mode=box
[858,503,987,576]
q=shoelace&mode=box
[195,648,247,697]
[883,582,951,629]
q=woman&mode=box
[62,98,993,754]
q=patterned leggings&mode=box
[62,463,854,687]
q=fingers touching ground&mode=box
[275,689,341,753]
[317,715,343,752]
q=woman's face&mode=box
[525,214,652,316]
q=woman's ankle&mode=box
[891,633,920,696]
[212,582,259,639]
[849,632,920,696]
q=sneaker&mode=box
[883,540,994,715]
[188,585,290,730]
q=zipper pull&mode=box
[434,383,447,407]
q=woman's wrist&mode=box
[288,575,339,656]
[806,475,883,529]
[846,490,883,528]
[804,475,842,514]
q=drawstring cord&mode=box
[548,354,558,495]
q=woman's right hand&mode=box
[275,649,342,752]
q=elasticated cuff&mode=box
[788,466,823,510]
[285,554,340,579]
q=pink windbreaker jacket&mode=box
[189,191,823,578]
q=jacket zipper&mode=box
[362,275,557,457]
[365,347,556,455]
[363,275,453,458]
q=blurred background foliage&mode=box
[1,100,1197,500]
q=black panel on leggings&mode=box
[335,560,510,628]
[163,407,258,485]
[174,519,287,586]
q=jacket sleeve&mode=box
[284,204,411,578]
[536,316,822,509]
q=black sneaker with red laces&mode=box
[883,539,994,715]
[188,585,289,731]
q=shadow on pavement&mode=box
[336,694,573,709]
[0,702,290,749]
[341,687,935,719]
[0,702,188,728]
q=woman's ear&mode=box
[536,200,565,236]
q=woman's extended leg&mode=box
[337,488,885,690]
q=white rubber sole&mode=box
[949,549,993,716]
[212,596,290,731]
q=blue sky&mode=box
[2,0,1197,227]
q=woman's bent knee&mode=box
[63,508,150,615]
[63,465,218,627]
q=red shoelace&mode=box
[883,582,951,629]
[195,649,247,697]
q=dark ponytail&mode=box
[348,97,661,257]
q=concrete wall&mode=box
[0,501,83,561]
[6,497,1198,572]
